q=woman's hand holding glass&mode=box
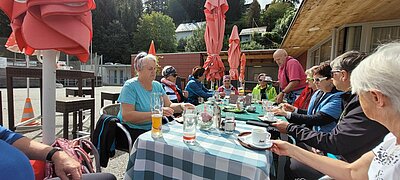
[282,103,295,112]
[272,108,288,117]
[162,107,174,117]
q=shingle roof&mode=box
[175,22,206,33]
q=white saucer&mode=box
[258,116,278,123]
[242,134,273,149]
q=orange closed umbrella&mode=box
[203,0,229,83]
[239,53,246,83]
[227,25,240,80]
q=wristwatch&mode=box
[46,147,63,161]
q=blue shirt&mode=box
[0,125,34,180]
[185,76,213,105]
[117,77,166,130]
[307,90,344,132]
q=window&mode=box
[337,26,362,56]
[370,26,400,51]
[120,70,124,84]
[114,70,117,84]
[308,38,331,66]
[320,40,332,62]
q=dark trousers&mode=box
[284,143,324,180]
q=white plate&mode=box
[258,116,278,123]
[240,134,273,149]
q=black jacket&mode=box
[92,114,119,167]
[286,93,389,162]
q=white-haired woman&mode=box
[270,43,400,179]
[117,52,193,141]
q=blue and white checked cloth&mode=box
[124,121,273,180]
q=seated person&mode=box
[0,125,81,179]
[252,73,277,101]
[217,75,238,97]
[185,66,213,105]
[118,52,193,141]
[293,66,319,109]
[274,62,344,133]
[160,66,187,103]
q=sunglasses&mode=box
[313,77,328,82]
[330,69,341,76]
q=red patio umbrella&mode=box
[227,25,240,80]
[0,0,95,144]
[239,53,246,83]
[203,0,229,84]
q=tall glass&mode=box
[183,108,197,144]
[151,92,163,138]
[238,87,245,96]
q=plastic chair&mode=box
[99,104,133,152]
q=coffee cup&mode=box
[252,128,271,145]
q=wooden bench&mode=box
[66,87,93,97]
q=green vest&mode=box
[252,84,277,102]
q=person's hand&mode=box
[276,92,284,104]
[181,103,195,110]
[219,91,226,97]
[271,120,289,134]
[162,107,174,117]
[183,90,189,98]
[269,140,294,157]
[282,103,295,112]
[272,108,288,117]
[52,151,82,180]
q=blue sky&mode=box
[245,0,271,9]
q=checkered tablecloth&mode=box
[124,121,273,180]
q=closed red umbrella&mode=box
[227,25,240,80]
[203,0,229,83]
[0,0,95,144]
[239,53,246,83]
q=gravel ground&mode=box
[1,86,127,179]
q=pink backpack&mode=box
[45,138,100,178]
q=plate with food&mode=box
[222,106,245,113]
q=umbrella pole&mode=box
[42,50,57,145]
[26,55,30,97]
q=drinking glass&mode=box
[151,92,163,138]
[224,113,235,134]
[183,108,197,144]
[198,103,213,130]
[198,97,204,104]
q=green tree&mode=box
[241,40,264,50]
[260,2,294,31]
[274,0,301,6]
[134,12,177,53]
[166,0,189,25]
[226,0,245,23]
[180,0,206,22]
[273,8,296,36]
[185,25,206,52]
[245,0,261,28]
[144,0,168,14]
[116,0,143,33]
[0,11,11,37]
[177,38,187,52]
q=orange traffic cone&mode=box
[20,98,39,126]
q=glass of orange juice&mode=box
[151,92,163,138]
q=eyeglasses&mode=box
[313,77,328,82]
[171,74,178,77]
[223,80,230,82]
[331,69,341,76]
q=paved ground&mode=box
[0,86,128,179]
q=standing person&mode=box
[0,125,81,180]
[217,75,238,97]
[272,51,388,179]
[252,73,277,101]
[273,49,307,104]
[271,43,400,179]
[292,66,319,109]
[160,66,188,103]
[185,66,214,105]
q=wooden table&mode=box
[6,67,95,131]
[100,91,120,107]
[56,97,95,139]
